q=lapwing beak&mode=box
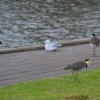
[88,60,92,64]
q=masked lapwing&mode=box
[90,34,100,57]
[64,59,92,83]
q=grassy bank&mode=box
[0,69,100,100]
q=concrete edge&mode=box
[0,38,90,54]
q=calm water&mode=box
[0,0,100,48]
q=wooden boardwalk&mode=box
[0,43,100,88]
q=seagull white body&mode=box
[44,40,62,51]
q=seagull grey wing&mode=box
[72,61,86,70]
[51,42,61,48]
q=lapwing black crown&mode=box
[84,59,90,61]
[92,34,95,36]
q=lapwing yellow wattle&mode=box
[64,59,92,83]
[90,34,100,57]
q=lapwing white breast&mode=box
[64,59,92,83]
[44,40,62,51]
[90,34,100,57]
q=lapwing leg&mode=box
[72,71,76,82]
[94,47,96,56]
[92,47,96,57]
[76,71,80,83]
[92,47,95,56]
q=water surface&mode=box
[0,0,100,48]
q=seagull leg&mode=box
[72,71,76,82]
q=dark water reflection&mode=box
[0,0,100,48]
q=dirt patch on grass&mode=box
[65,94,88,100]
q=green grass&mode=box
[0,69,100,100]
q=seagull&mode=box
[64,59,92,83]
[44,40,62,51]
[90,34,100,57]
